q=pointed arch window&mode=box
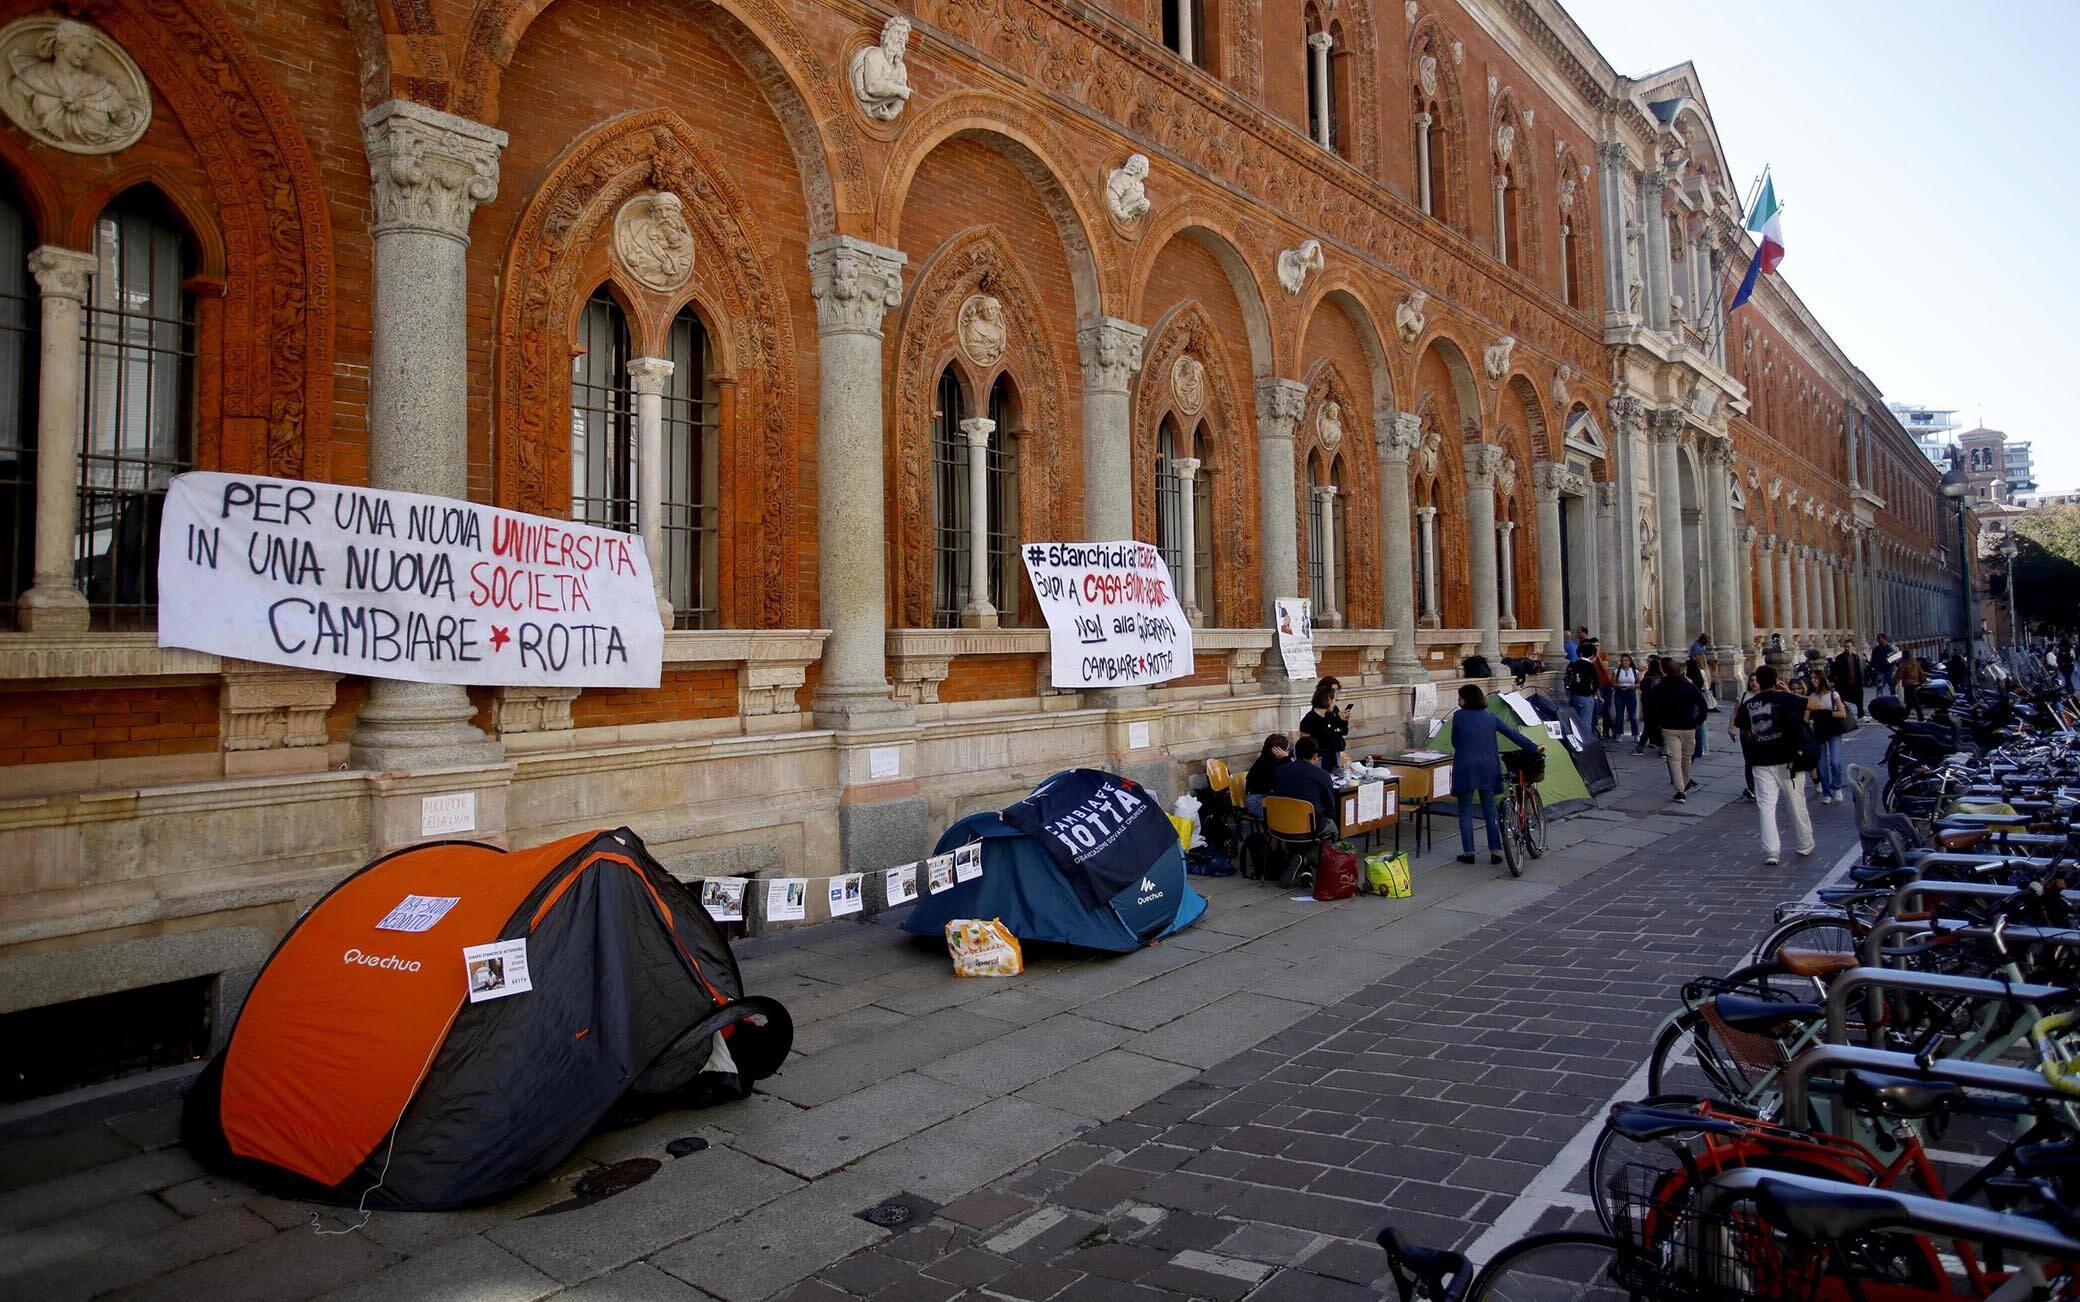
[930,367,1021,627]
[661,305,720,629]
[984,374,1021,621]
[0,176,33,620]
[570,289,635,533]
[78,189,194,627]
[1162,0,1211,69]
[1307,453,1347,624]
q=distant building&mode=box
[2003,440,2037,496]
[1957,428,2010,505]
[2016,489,2080,510]
[1889,402,1962,465]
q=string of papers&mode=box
[695,842,983,923]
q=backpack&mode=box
[1462,653,1492,679]
[1564,660,1598,698]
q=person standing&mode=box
[1735,665,1817,865]
[1832,638,1866,719]
[1563,628,1580,662]
[1649,658,1710,801]
[1298,678,1350,774]
[1689,631,1711,662]
[1592,642,1617,739]
[1612,654,1642,742]
[1728,666,1761,802]
[1448,684,1539,865]
[1869,634,1898,695]
[1804,668,1849,804]
[1900,652,1928,719]
[1685,655,1712,759]
[1636,657,1665,756]
[1563,644,1601,746]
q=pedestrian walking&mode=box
[1612,654,1641,741]
[1900,653,1927,719]
[1592,642,1616,739]
[1735,664,1817,865]
[1685,655,1712,759]
[1563,644,1600,745]
[1804,668,1849,804]
[1637,657,1665,756]
[1831,638,1866,718]
[1648,658,1710,802]
[1689,632,1711,662]
[1869,633,1897,696]
[1728,667,1761,801]
[1448,684,1540,865]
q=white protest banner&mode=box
[1021,541,1193,689]
[156,471,663,688]
[1275,598,1316,680]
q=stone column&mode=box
[1641,170,1672,332]
[1702,437,1740,687]
[1174,455,1201,623]
[1650,409,1686,656]
[1078,318,1146,541]
[628,356,676,627]
[1313,483,1341,626]
[1791,545,1811,643]
[350,101,507,770]
[1597,140,1631,314]
[1608,397,1644,649]
[959,417,998,628]
[1174,0,1195,62]
[1414,114,1434,213]
[1497,519,1517,629]
[1757,535,1777,633]
[18,247,95,630]
[1737,526,1757,660]
[1464,444,1504,662]
[1256,378,1308,618]
[1493,174,1511,263]
[807,235,908,729]
[1416,506,1441,627]
[1308,31,1335,149]
[1776,543,1794,641]
[1533,463,1567,659]
[1375,411,1425,682]
[1594,481,1619,645]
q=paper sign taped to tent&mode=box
[700,879,745,922]
[767,878,807,922]
[463,939,531,1002]
[953,843,983,882]
[1499,691,1542,727]
[156,471,663,688]
[926,854,957,893]
[829,875,864,917]
[1275,598,1316,679]
[1022,541,1193,689]
[376,894,459,933]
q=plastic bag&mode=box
[1167,813,1195,852]
[946,918,1023,978]
[1314,841,1359,901]
[1363,850,1413,898]
[1171,793,1205,849]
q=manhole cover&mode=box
[855,1192,940,1232]
[575,1158,661,1199]
[666,1136,709,1158]
[861,1202,914,1227]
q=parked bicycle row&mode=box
[1381,651,2080,1299]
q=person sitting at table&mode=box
[1449,683,1538,865]
[1270,735,1339,833]
[1243,732,1290,816]
[1298,678,1350,773]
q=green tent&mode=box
[1426,694,1594,817]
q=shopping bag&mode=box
[946,918,1024,977]
[1167,813,1194,853]
[1314,840,1360,901]
[1171,794,1206,849]
[1362,850,1413,898]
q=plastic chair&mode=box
[1263,795,1328,886]
[1206,757,1231,791]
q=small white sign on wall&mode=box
[422,791,477,838]
[1128,721,1151,750]
[868,746,901,780]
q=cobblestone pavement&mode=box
[0,728,1877,1301]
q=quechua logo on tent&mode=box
[342,948,423,972]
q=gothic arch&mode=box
[336,0,449,110]
[1410,331,1482,441]
[1300,358,1379,626]
[1130,202,1277,379]
[1502,373,1551,461]
[0,134,61,239]
[71,0,337,481]
[452,0,863,237]
[1407,15,1470,233]
[890,226,1076,627]
[492,109,800,626]
[1134,302,1251,624]
[876,94,1110,317]
[1297,276,1397,416]
[1487,86,1542,274]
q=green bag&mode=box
[1362,850,1412,898]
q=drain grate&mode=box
[666,1136,710,1158]
[855,1192,940,1233]
[574,1158,661,1199]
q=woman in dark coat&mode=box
[1636,657,1665,756]
[1449,684,1539,865]
[1297,678,1351,773]
[1243,733,1290,816]
[1830,639,1866,718]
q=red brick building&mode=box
[0,0,1958,1096]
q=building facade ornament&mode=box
[626,356,675,395]
[1276,239,1324,294]
[1496,455,1518,498]
[1406,1,1420,24]
[612,191,695,292]
[1463,442,1505,486]
[1482,334,1515,380]
[1106,153,1151,224]
[1395,290,1428,343]
[1608,394,1644,431]
[1078,317,1146,391]
[0,16,149,155]
[1316,399,1344,454]
[362,100,506,240]
[1495,120,1515,163]
[849,15,914,122]
[1648,406,1685,443]
[26,244,92,301]
[1416,426,1442,479]
[1379,410,1424,462]
[956,292,1007,368]
[1170,352,1205,415]
[1533,461,1566,502]
[808,236,906,336]
[1549,363,1574,409]
[1417,53,1438,98]
[1255,375,1308,430]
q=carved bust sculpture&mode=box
[1416,427,1441,479]
[849,16,913,122]
[1417,54,1439,99]
[613,191,695,292]
[1106,153,1151,224]
[1483,335,1515,380]
[1277,239,1324,294]
[1496,455,1518,498]
[957,293,1006,368]
[1396,290,1428,343]
[1,17,149,154]
[1171,353,1205,415]
[1496,121,1516,164]
[1317,399,1344,454]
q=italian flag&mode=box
[1729,172,1784,311]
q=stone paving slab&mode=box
[314,1232,557,1302]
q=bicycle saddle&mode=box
[1752,1176,1904,1242]
[1848,864,1916,887]
[2014,1141,2080,1179]
[1776,947,1858,980]
[1607,1102,1743,1142]
[1711,995,1822,1035]
[1842,1070,1961,1121]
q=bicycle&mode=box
[1496,746,1547,879]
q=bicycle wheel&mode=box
[1755,912,1861,965]
[1467,1232,1631,1300]
[1525,786,1547,857]
[1584,1095,1700,1234]
[1646,962,1809,1103]
[1498,794,1525,878]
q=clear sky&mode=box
[1559,0,2079,490]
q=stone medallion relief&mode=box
[613,191,696,293]
[0,17,149,155]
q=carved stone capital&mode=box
[739,661,811,719]
[1700,434,1735,468]
[488,685,579,735]
[1173,455,1201,482]
[1312,483,1339,504]
[1533,460,1568,502]
[26,245,93,301]
[1077,316,1146,391]
[1463,443,1506,486]
[958,416,996,448]
[361,99,506,242]
[808,235,906,336]
[1649,407,1686,443]
[627,356,675,396]
[1255,377,1308,436]
[1607,394,1644,434]
[1739,525,1757,548]
[1377,409,1424,462]
[889,653,953,707]
[220,663,340,752]
[1595,481,1618,515]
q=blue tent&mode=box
[901,770,1208,952]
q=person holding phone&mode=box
[1299,677,1350,774]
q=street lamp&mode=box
[1939,456,1974,698]
[2001,533,2020,651]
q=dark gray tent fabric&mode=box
[1526,691,1617,797]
